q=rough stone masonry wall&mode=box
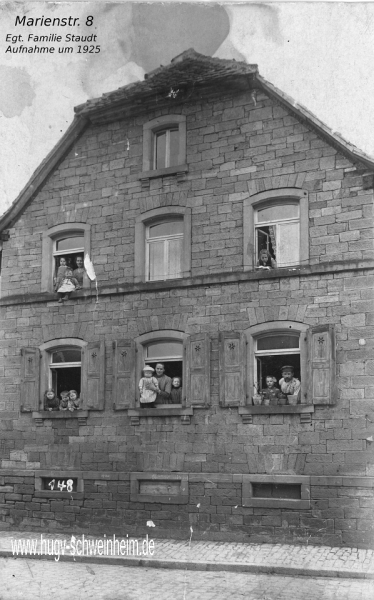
[0,86,373,547]
[1,88,373,295]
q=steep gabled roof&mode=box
[1,49,373,232]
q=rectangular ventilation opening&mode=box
[252,483,301,499]
[139,480,181,496]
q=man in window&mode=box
[154,363,172,405]
[279,365,301,396]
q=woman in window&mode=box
[256,248,277,270]
[154,363,172,404]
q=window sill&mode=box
[32,410,89,426]
[238,404,314,424]
[242,497,310,509]
[252,266,303,276]
[128,406,193,425]
[139,164,188,187]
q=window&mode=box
[245,322,309,405]
[255,332,301,394]
[112,331,211,421]
[243,188,309,271]
[20,338,105,417]
[141,115,187,180]
[53,234,84,282]
[242,475,311,509]
[146,219,183,281]
[255,202,299,267]
[134,207,191,283]
[144,340,183,382]
[42,223,90,293]
[153,128,179,170]
[49,347,82,398]
[238,322,336,422]
[143,340,183,405]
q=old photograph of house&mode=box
[0,2,373,598]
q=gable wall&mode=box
[1,89,372,297]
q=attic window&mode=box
[153,128,179,170]
[140,115,187,182]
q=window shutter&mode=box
[184,333,210,407]
[112,340,136,410]
[20,347,40,412]
[219,332,246,407]
[307,324,336,405]
[82,341,105,410]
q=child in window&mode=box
[54,257,68,291]
[59,390,69,411]
[56,267,81,302]
[139,366,159,408]
[44,388,59,411]
[170,377,182,404]
[261,376,282,405]
[68,390,81,411]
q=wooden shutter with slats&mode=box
[219,332,246,407]
[112,340,136,410]
[20,347,40,412]
[184,333,210,407]
[307,324,336,405]
[82,341,105,410]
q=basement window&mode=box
[252,483,301,499]
[242,475,311,509]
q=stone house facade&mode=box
[0,50,373,547]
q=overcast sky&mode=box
[1,2,373,215]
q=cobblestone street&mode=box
[0,558,373,600]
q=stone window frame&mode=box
[134,207,191,283]
[41,223,91,293]
[124,329,211,424]
[246,321,309,403]
[243,188,309,271]
[129,329,193,423]
[33,338,89,424]
[242,474,311,509]
[139,115,188,181]
[238,321,314,423]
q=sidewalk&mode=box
[1,529,373,580]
